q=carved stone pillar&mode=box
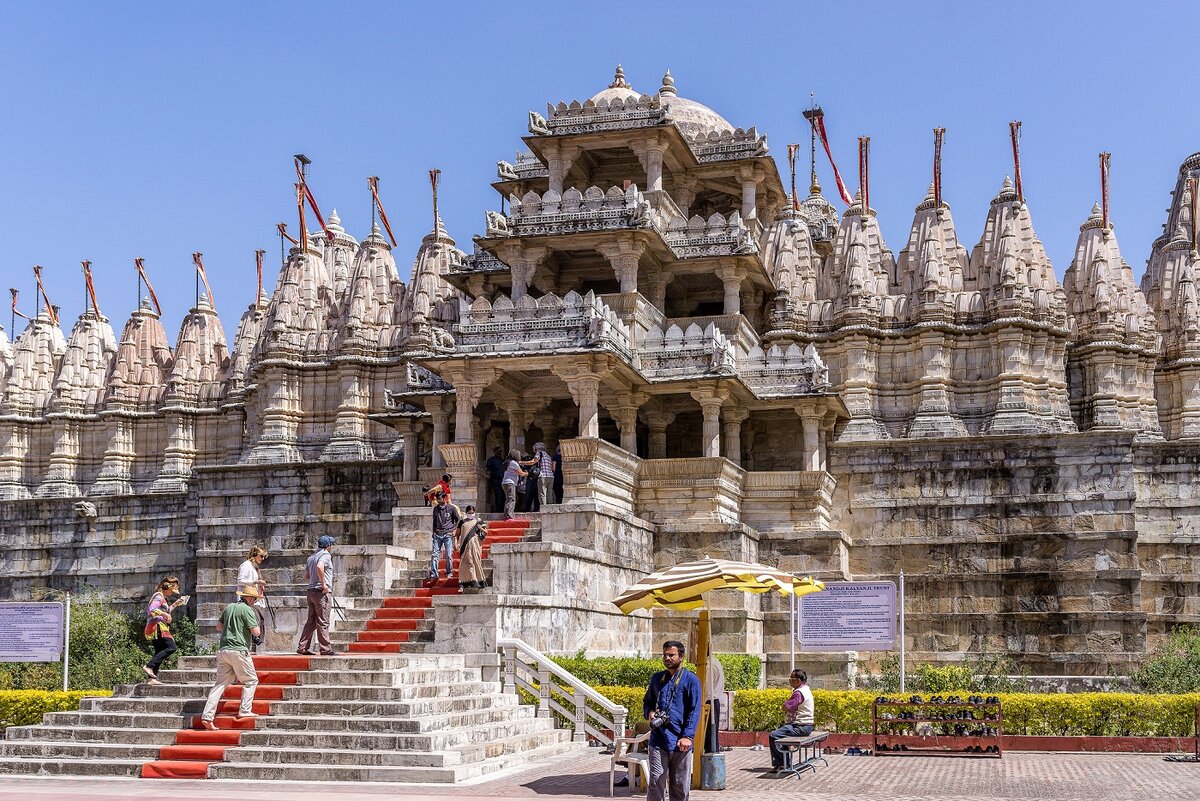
[691,389,727,458]
[598,241,647,295]
[402,429,419,482]
[716,264,746,316]
[608,397,644,456]
[544,142,579,195]
[738,165,759,224]
[149,414,196,494]
[722,408,749,467]
[674,178,697,218]
[322,366,372,461]
[555,364,607,439]
[502,245,547,302]
[91,416,137,495]
[506,408,535,453]
[797,405,823,472]
[644,411,675,459]
[454,384,486,444]
[645,146,664,192]
[245,367,302,464]
[38,420,81,498]
[0,423,30,501]
[430,398,450,468]
[819,412,837,472]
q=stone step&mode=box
[0,756,146,778]
[223,728,573,769]
[1,740,164,761]
[242,703,536,734]
[174,653,467,672]
[208,737,579,783]
[3,725,178,746]
[234,715,558,753]
[263,692,517,718]
[130,666,482,692]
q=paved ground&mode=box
[4,747,1200,801]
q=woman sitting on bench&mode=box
[770,669,814,773]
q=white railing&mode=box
[498,638,629,746]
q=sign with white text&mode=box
[0,602,65,662]
[799,581,897,651]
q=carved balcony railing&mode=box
[455,290,634,361]
[663,210,758,258]
[639,322,736,381]
[490,185,652,240]
[737,343,830,398]
[687,127,769,163]
[496,150,549,181]
[530,95,665,137]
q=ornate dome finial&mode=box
[610,64,630,89]
[328,208,344,232]
[1090,202,1103,220]
[659,69,677,97]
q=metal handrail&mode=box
[498,637,628,746]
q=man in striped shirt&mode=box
[534,442,555,508]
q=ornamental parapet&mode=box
[492,184,652,239]
[663,210,758,258]
[737,343,830,398]
[687,127,768,163]
[454,290,634,361]
[496,151,549,181]
[639,321,736,381]
[531,95,666,137]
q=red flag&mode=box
[368,176,399,246]
[294,157,332,242]
[858,136,870,214]
[1099,152,1112,231]
[33,265,58,325]
[1010,121,1024,202]
[81,260,100,315]
[255,249,265,301]
[10,288,28,321]
[786,143,800,209]
[810,115,853,206]
[933,128,945,209]
[276,221,299,245]
[133,258,163,316]
[192,252,215,308]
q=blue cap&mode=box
[318,535,335,549]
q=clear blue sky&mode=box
[2,1,1197,338]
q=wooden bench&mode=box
[777,730,829,778]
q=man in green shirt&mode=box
[198,585,263,730]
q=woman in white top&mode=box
[237,546,269,650]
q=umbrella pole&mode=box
[692,609,710,789]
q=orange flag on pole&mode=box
[81,261,101,315]
[192,252,215,308]
[368,176,398,246]
[134,258,163,316]
[33,265,58,325]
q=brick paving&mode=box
[4,746,1200,801]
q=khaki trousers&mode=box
[201,649,258,721]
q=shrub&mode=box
[1133,626,1200,693]
[857,651,1026,693]
[550,654,761,691]
[0,592,195,691]
[0,690,113,729]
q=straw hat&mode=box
[236,584,262,599]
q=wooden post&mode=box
[691,609,710,789]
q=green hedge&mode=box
[550,654,761,691]
[0,690,113,729]
[587,687,1200,737]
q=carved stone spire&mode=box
[659,69,677,97]
[610,63,630,90]
[895,184,969,323]
[313,207,359,309]
[90,299,173,496]
[36,308,118,497]
[0,311,66,500]
[1063,203,1161,437]
[396,215,464,353]
[824,193,895,325]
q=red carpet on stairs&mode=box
[347,518,531,654]
[140,654,310,779]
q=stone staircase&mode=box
[0,518,582,782]
[339,517,534,655]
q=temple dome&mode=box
[662,96,735,139]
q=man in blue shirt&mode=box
[642,640,701,801]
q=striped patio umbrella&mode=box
[611,557,824,789]
[612,556,825,614]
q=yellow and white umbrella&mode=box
[612,557,824,787]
